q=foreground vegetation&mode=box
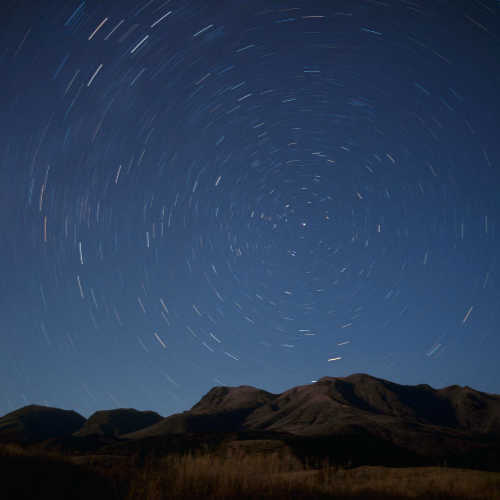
[2,443,499,499]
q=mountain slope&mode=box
[244,374,500,436]
[125,386,277,439]
[121,373,500,470]
[126,374,500,439]
[4,375,500,471]
[74,408,162,437]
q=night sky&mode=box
[1,0,499,419]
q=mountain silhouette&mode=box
[245,374,500,436]
[119,374,500,470]
[0,405,85,443]
[2,374,499,470]
[74,408,162,437]
[124,373,500,439]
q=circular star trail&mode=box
[1,0,499,416]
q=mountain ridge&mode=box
[123,373,500,438]
[1,373,499,471]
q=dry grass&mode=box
[311,465,500,499]
[1,443,499,499]
[118,452,500,500]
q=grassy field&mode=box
[1,443,499,499]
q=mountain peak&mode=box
[317,373,382,384]
[191,385,277,413]
[183,374,500,438]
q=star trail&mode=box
[1,0,499,417]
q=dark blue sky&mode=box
[1,0,499,418]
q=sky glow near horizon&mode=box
[1,0,499,418]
